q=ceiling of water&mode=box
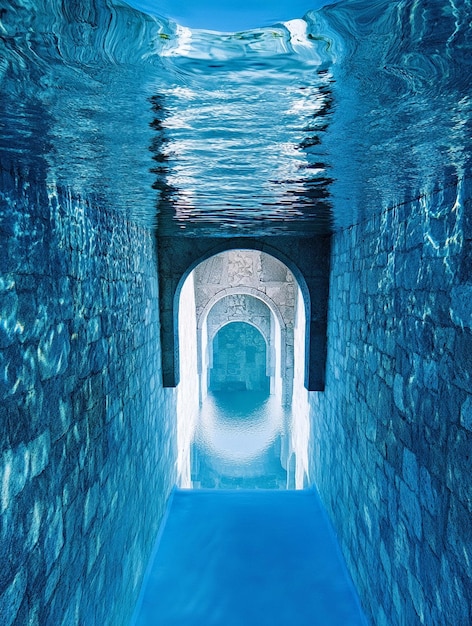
[124,0,337,31]
[1,0,471,235]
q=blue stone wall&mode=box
[0,170,176,625]
[310,180,472,625]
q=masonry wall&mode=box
[0,170,176,626]
[310,179,472,625]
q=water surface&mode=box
[1,0,471,233]
[191,391,289,489]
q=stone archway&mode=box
[159,235,330,391]
[193,256,295,405]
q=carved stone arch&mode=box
[197,286,287,334]
[158,234,330,390]
[197,287,289,402]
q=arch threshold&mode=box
[158,235,331,392]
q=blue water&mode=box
[125,0,338,31]
[1,0,470,233]
[131,490,368,625]
[191,391,289,489]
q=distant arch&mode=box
[209,321,269,393]
[198,286,287,335]
[198,288,286,402]
[207,314,270,348]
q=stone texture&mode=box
[0,170,177,626]
[309,184,472,625]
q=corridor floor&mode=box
[131,490,367,625]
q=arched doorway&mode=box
[175,248,312,489]
[158,235,330,392]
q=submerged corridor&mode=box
[131,490,367,625]
[1,0,472,624]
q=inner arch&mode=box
[210,321,269,393]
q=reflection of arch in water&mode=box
[209,321,269,393]
[198,287,286,403]
[195,394,284,465]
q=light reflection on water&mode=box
[1,0,470,233]
[191,391,289,489]
[124,0,337,32]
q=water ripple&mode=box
[0,0,471,231]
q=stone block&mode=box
[439,554,471,625]
[366,410,377,442]
[87,316,103,343]
[0,568,27,626]
[44,501,64,574]
[423,359,439,392]
[83,482,100,532]
[397,249,422,290]
[393,374,405,412]
[453,329,472,392]
[450,285,472,329]
[402,448,419,493]
[446,426,472,511]
[0,240,21,274]
[446,496,472,571]
[460,396,472,432]
[29,431,51,478]
[38,323,71,381]
[407,571,425,622]
[1,444,29,513]
[419,466,438,516]
[90,338,108,374]
[0,290,19,349]
[399,480,422,540]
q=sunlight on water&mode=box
[1,0,471,231]
[125,0,337,32]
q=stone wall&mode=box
[309,179,472,625]
[0,170,176,626]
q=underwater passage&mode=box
[1,0,472,625]
[131,489,367,625]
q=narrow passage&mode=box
[132,490,367,625]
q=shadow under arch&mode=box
[158,234,330,391]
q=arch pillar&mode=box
[158,234,331,391]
